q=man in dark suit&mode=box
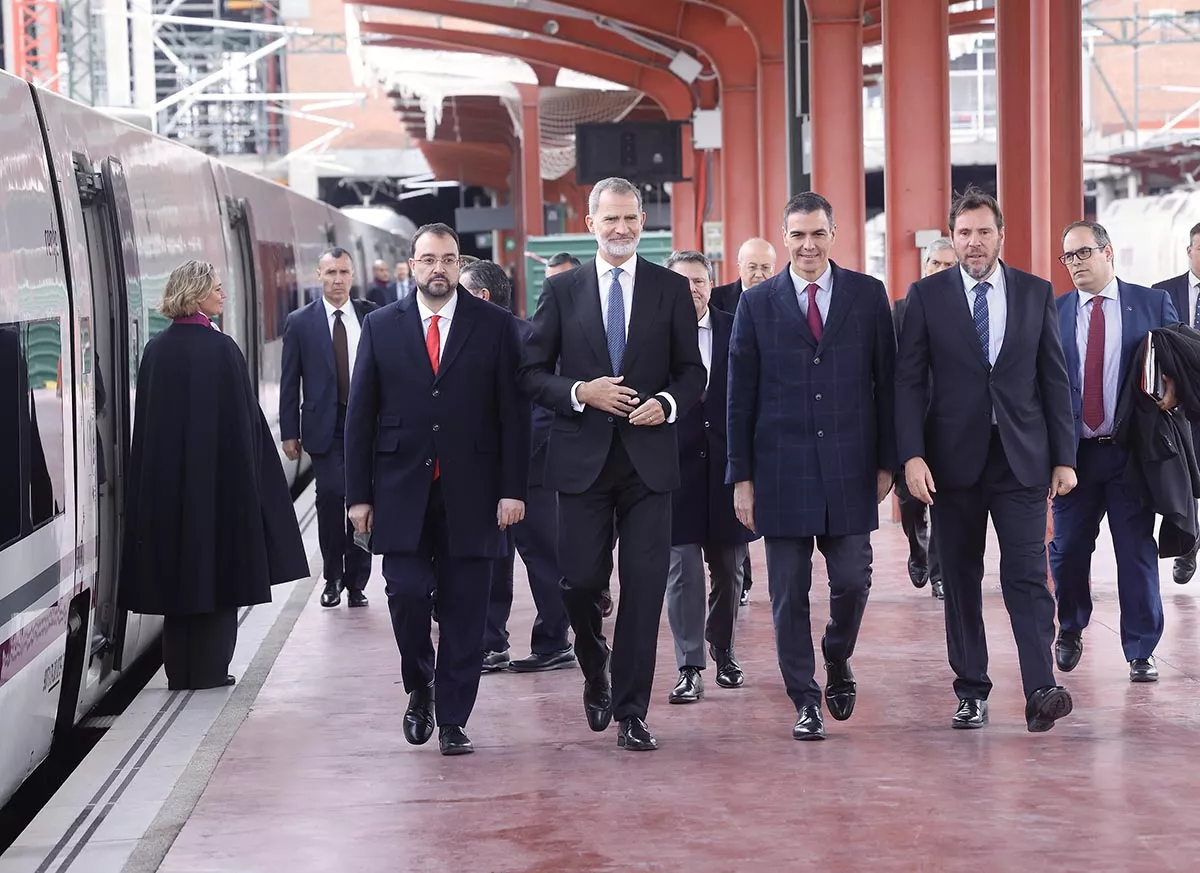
[280,247,376,608]
[366,259,397,307]
[892,238,956,601]
[727,192,897,741]
[545,251,582,277]
[1050,221,1179,684]
[896,186,1078,733]
[394,260,416,301]
[519,176,706,751]
[711,237,777,606]
[345,223,530,756]
[461,260,574,674]
[662,251,757,704]
[1152,220,1200,584]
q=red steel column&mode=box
[1047,0,1084,292]
[672,135,698,252]
[1029,1,1053,280]
[882,0,950,302]
[806,0,866,271]
[995,0,1034,272]
[514,84,543,316]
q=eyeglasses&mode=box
[414,255,460,268]
[1059,246,1104,265]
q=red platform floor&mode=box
[157,515,1200,873]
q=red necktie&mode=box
[426,315,440,480]
[806,283,823,342]
[1082,298,1105,431]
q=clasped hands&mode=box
[577,376,665,426]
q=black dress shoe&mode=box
[347,588,368,608]
[438,725,474,755]
[600,589,614,618]
[1174,551,1197,585]
[1129,656,1159,682]
[583,677,612,732]
[403,686,435,745]
[481,650,510,673]
[617,717,657,751]
[792,704,825,740]
[930,579,945,600]
[1025,685,1073,732]
[668,667,704,703]
[822,637,856,721]
[907,556,929,588]
[709,645,744,688]
[319,579,342,608]
[508,648,576,672]
[1055,630,1083,672]
[951,698,988,729]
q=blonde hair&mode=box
[159,260,217,318]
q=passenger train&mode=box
[0,69,408,809]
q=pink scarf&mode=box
[173,313,216,328]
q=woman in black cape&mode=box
[119,260,309,690]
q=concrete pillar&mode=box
[806,0,866,271]
[882,0,950,301]
[996,0,1034,272]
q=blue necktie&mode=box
[1192,286,1200,330]
[606,267,625,375]
[973,281,991,363]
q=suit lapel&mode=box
[949,267,992,371]
[620,257,658,374]
[817,261,852,352]
[435,288,477,382]
[769,271,817,348]
[310,299,335,376]
[710,309,730,403]
[1117,280,1146,386]
[398,293,434,379]
[573,261,614,373]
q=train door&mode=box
[74,154,144,671]
[228,197,261,390]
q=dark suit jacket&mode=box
[895,262,1075,490]
[519,255,707,495]
[1057,279,1178,443]
[279,297,377,455]
[516,318,554,488]
[727,262,898,538]
[1154,271,1197,444]
[711,278,743,316]
[366,279,397,308]
[344,289,530,558]
[672,308,757,547]
[892,295,910,340]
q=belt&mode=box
[1082,435,1114,446]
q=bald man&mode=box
[367,259,397,307]
[713,237,778,604]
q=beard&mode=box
[598,233,638,261]
[961,252,997,281]
[418,275,455,298]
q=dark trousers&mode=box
[765,533,872,710]
[666,542,745,670]
[1049,439,1163,661]
[162,609,237,690]
[483,485,571,655]
[741,553,754,593]
[382,482,491,727]
[311,408,371,593]
[558,436,670,722]
[932,428,1057,701]
[896,476,942,582]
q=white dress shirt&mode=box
[1075,278,1122,438]
[961,263,1008,366]
[323,295,361,379]
[697,308,712,391]
[416,291,458,363]
[789,263,833,324]
[569,254,677,422]
[1187,271,1200,327]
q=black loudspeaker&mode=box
[575,121,685,185]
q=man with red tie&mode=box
[345,223,530,756]
[1049,221,1179,683]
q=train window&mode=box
[0,319,66,550]
[258,241,300,342]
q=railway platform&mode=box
[4,484,1200,872]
